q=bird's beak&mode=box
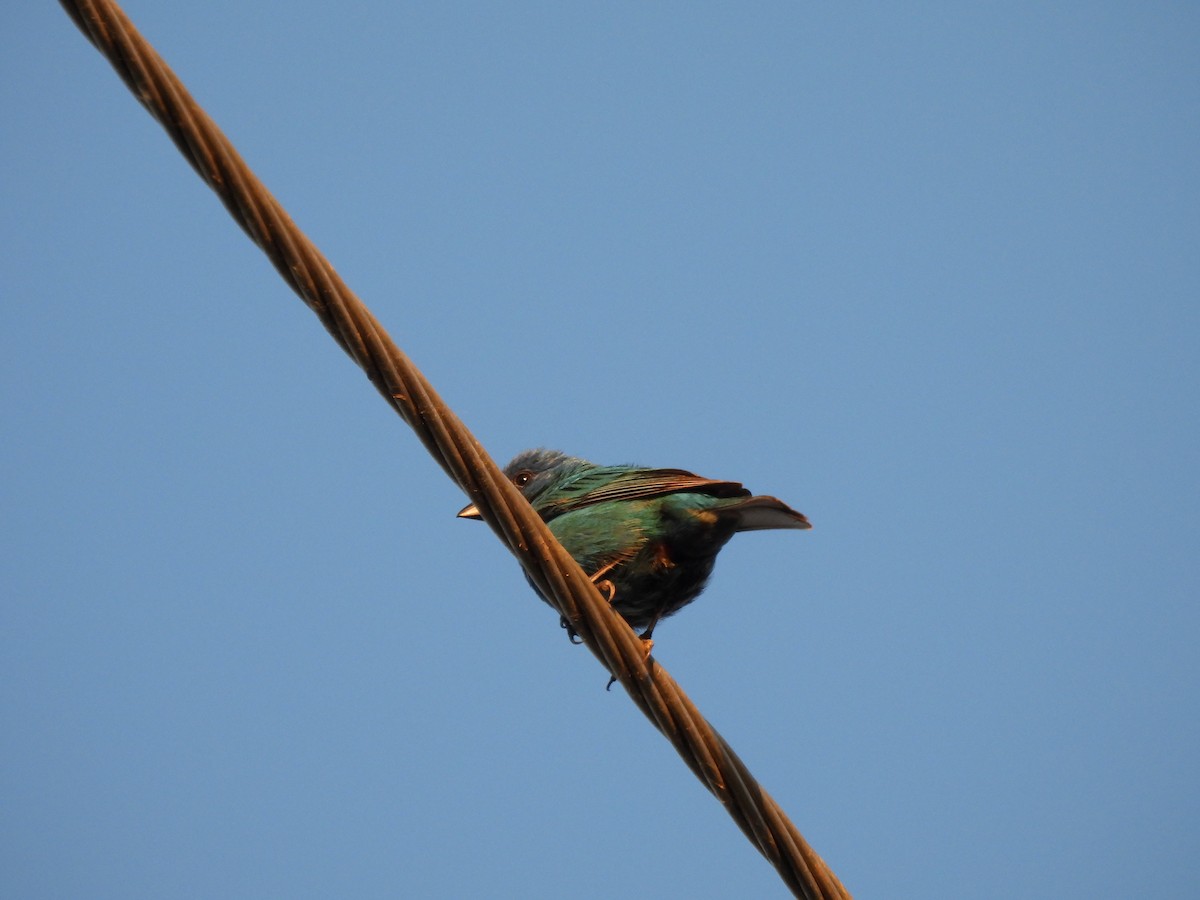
[457,501,482,520]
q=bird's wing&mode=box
[544,466,750,515]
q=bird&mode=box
[457,449,811,649]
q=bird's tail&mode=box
[724,495,812,532]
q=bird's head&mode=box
[456,448,588,520]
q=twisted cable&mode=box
[58,3,850,896]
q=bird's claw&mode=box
[561,577,616,646]
[559,616,582,644]
[604,636,655,691]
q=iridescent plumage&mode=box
[458,449,811,642]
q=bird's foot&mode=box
[561,579,616,651]
[594,578,616,604]
[605,635,655,691]
[559,616,582,645]
[639,635,655,659]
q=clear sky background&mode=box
[3,3,1197,898]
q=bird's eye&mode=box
[513,471,534,488]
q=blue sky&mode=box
[3,3,1197,897]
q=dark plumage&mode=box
[458,449,811,643]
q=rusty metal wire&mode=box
[58,2,852,896]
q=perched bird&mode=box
[457,449,811,645]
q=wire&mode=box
[58,2,851,896]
